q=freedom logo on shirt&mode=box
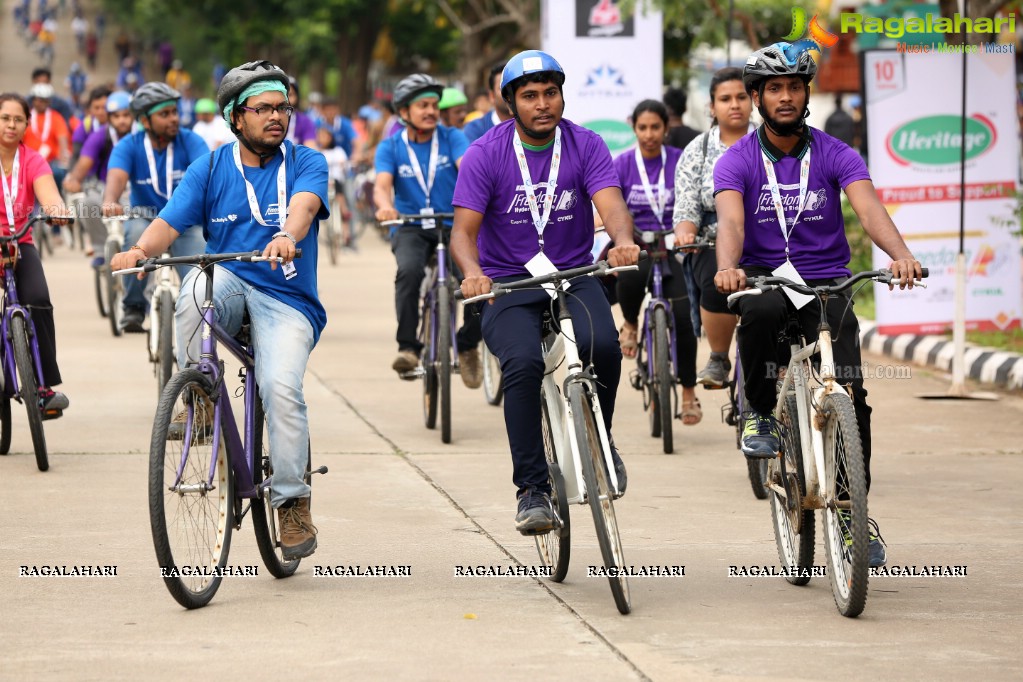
[756,183,829,213]
[626,185,673,208]
[505,184,579,214]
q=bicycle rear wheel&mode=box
[571,385,631,615]
[535,391,570,582]
[481,343,503,406]
[324,217,340,265]
[422,296,438,430]
[819,392,869,617]
[149,369,233,609]
[250,399,305,578]
[438,284,452,444]
[12,316,47,471]
[0,396,11,455]
[155,289,175,396]
[770,391,815,585]
[732,360,768,500]
[652,307,673,454]
[105,239,124,337]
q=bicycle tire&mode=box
[770,391,815,585]
[422,296,438,430]
[570,385,631,615]
[819,392,869,618]
[156,289,175,396]
[0,396,11,455]
[640,334,660,439]
[250,399,304,579]
[652,307,673,454]
[325,217,340,266]
[535,392,570,582]
[481,342,503,406]
[94,262,109,318]
[12,316,47,471]
[105,239,123,337]
[149,369,233,609]
[438,284,452,444]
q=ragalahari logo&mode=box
[783,7,839,55]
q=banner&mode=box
[541,0,663,152]
[864,50,1021,334]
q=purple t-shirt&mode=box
[453,118,620,278]
[713,126,870,279]
[612,145,682,231]
[286,111,316,145]
[79,125,123,181]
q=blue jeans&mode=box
[123,219,206,313]
[176,266,316,507]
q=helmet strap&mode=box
[755,83,809,138]
[504,88,564,143]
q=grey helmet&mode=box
[392,74,443,110]
[130,82,181,118]
[216,60,289,116]
[742,42,818,95]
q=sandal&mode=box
[681,397,702,426]
[618,323,638,359]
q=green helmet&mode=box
[438,87,468,111]
[195,98,218,115]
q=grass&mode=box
[961,328,1023,353]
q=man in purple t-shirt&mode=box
[713,43,921,567]
[451,50,639,535]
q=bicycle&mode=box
[481,342,503,406]
[0,215,73,471]
[380,212,460,444]
[720,351,769,500]
[97,214,128,335]
[114,250,327,609]
[727,267,927,617]
[146,252,179,396]
[321,182,344,266]
[460,257,639,615]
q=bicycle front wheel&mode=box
[535,391,570,582]
[571,385,631,615]
[156,289,175,395]
[438,284,452,444]
[105,239,123,337]
[421,297,438,430]
[324,217,340,265]
[481,343,503,406]
[150,369,234,609]
[652,307,673,454]
[0,396,11,455]
[12,316,47,471]
[770,391,815,585]
[94,261,109,318]
[819,392,869,617]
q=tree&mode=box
[938,0,1018,44]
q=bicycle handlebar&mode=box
[112,249,304,276]
[379,212,455,227]
[726,267,929,304]
[1,215,75,243]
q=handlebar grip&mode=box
[639,249,649,261]
[454,289,464,301]
[920,267,928,278]
[295,248,302,259]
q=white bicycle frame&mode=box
[147,253,179,364]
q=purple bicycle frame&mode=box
[0,247,48,401]
[641,235,679,384]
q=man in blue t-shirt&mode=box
[714,43,921,567]
[373,73,483,387]
[110,61,329,562]
[102,82,208,332]
[462,61,511,143]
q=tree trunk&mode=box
[336,11,383,114]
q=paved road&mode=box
[1,230,1020,680]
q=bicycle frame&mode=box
[0,245,46,401]
[419,227,459,373]
[637,231,678,390]
[147,254,178,363]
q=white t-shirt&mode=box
[321,147,349,184]
[191,117,235,150]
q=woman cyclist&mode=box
[0,93,71,416]
[613,100,700,425]
[672,67,755,388]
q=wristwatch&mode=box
[272,231,296,245]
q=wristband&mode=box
[130,244,148,258]
[272,231,297,246]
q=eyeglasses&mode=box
[238,104,294,118]
[0,115,28,126]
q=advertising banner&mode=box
[864,50,1020,334]
[541,0,663,152]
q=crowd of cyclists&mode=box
[1,5,926,570]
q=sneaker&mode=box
[120,307,145,333]
[391,349,419,376]
[278,497,318,560]
[740,412,781,459]
[609,439,627,497]
[697,351,731,388]
[166,399,215,442]
[837,512,888,568]
[458,347,482,389]
[38,389,68,420]
[515,488,555,536]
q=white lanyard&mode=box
[31,109,51,141]
[512,126,562,250]
[401,129,438,208]
[490,111,500,126]
[761,146,811,258]
[1,149,20,228]
[144,134,175,200]
[633,145,667,224]
[232,142,287,228]
[109,125,121,147]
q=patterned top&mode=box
[672,124,755,239]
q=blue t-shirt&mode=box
[375,124,468,218]
[462,110,499,142]
[158,141,330,342]
[108,128,210,216]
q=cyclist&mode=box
[462,62,510,143]
[23,83,70,180]
[673,67,755,388]
[63,90,134,256]
[110,60,329,561]
[713,42,921,566]
[451,50,639,534]
[0,93,72,415]
[101,82,208,332]
[438,87,469,129]
[191,97,234,150]
[373,73,483,387]
[70,86,110,159]
[613,99,700,424]
[285,76,319,148]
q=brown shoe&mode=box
[459,347,482,389]
[167,397,214,442]
[392,350,419,376]
[278,497,317,560]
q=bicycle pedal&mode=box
[518,525,555,537]
[699,382,727,391]
[628,370,643,391]
[41,408,63,421]
[304,465,328,482]
[399,369,422,381]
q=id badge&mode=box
[772,259,812,309]
[282,260,298,280]
[525,250,559,299]
[421,206,436,230]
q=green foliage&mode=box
[842,195,876,318]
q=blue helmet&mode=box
[106,90,132,113]
[500,50,565,103]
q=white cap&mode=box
[30,83,55,99]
